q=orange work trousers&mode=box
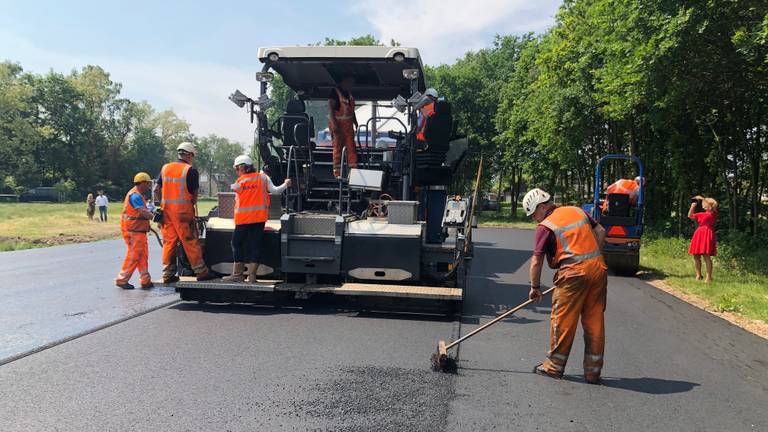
[541,257,608,381]
[116,231,151,285]
[161,214,207,278]
[331,120,358,177]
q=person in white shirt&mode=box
[95,191,109,222]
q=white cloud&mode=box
[0,31,258,147]
[353,0,561,65]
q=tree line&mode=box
[0,62,245,200]
[427,0,767,239]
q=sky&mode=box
[0,0,561,146]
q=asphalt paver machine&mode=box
[174,46,474,313]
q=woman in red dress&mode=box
[688,196,718,282]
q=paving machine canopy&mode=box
[258,46,427,101]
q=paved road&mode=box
[0,228,766,431]
[0,239,176,363]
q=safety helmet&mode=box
[233,154,253,168]
[522,188,552,216]
[133,172,152,183]
[425,88,438,99]
[176,142,196,155]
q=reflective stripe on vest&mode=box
[540,206,602,267]
[234,172,270,224]
[121,186,150,232]
[160,162,193,212]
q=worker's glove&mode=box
[230,183,241,191]
[147,203,156,212]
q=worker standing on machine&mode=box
[601,176,643,213]
[523,188,608,384]
[328,75,358,179]
[223,155,291,282]
[415,88,439,146]
[155,142,215,283]
[115,172,155,290]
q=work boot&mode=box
[162,275,180,284]
[584,374,601,385]
[246,263,261,283]
[140,282,155,289]
[196,270,217,281]
[222,262,246,283]
[532,363,562,380]
[116,282,135,290]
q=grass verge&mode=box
[640,236,768,324]
[476,204,536,229]
[0,200,218,251]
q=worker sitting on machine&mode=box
[415,88,438,150]
[601,176,643,215]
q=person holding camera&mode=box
[688,195,718,282]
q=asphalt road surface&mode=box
[0,239,176,363]
[0,228,766,431]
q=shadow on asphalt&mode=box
[462,279,549,320]
[598,377,701,394]
[456,367,700,394]
[169,302,456,322]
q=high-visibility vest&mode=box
[160,161,194,214]
[540,206,603,268]
[416,102,436,141]
[607,179,639,200]
[234,172,270,225]
[121,186,150,233]
[602,178,639,212]
[331,88,355,122]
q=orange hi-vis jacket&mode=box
[607,179,639,200]
[121,186,150,233]
[540,206,603,268]
[416,101,436,142]
[160,161,194,215]
[332,88,355,122]
[234,172,270,225]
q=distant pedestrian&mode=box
[86,193,95,221]
[95,191,108,222]
[688,195,718,283]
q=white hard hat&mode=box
[176,141,196,155]
[233,154,253,168]
[522,188,552,216]
[425,88,438,99]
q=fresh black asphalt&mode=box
[0,228,766,431]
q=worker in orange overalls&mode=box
[155,142,215,283]
[328,75,358,178]
[601,176,643,213]
[415,88,438,146]
[223,155,291,282]
[115,172,155,290]
[523,188,608,384]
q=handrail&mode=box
[285,145,302,212]
[338,146,347,216]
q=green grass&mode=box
[476,203,537,229]
[0,200,218,251]
[641,236,768,322]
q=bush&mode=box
[52,179,77,201]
